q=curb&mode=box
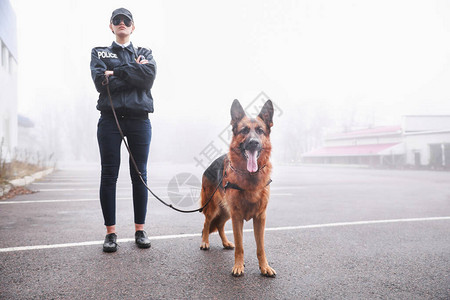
[8,168,55,187]
[0,184,11,197]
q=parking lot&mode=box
[0,164,449,299]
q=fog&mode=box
[9,0,450,166]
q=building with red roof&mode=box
[302,116,450,169]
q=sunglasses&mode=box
[112,16,132,27]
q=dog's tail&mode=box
[199,175,221,212]
[200,175,228,234]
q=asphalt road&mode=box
[0,163,449,299]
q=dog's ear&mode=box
[230,99,246,127]
[258,100,274,128]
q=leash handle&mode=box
[102,76,219,214]
[101,75,110,86]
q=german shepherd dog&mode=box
[200,99,276,277]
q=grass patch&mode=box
[0,160,46,181]
[0,138,54,183]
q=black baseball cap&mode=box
[110,8,133,22]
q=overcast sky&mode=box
[8,0,450,161]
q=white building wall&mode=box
[404,131,450,166]
[0,40,18,158]
[403,115,450,133]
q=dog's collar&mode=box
[226,157,267,176]
[223,157,272,192]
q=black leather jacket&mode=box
[90,42,156,114]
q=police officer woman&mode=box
[90,8,156,252]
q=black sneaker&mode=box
[135,230,151,249]
[103,233,118,253]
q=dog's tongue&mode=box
[245,150,258,173]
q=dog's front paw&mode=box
[200,242,210,250]
[232,264,245,277]
[222,241,235,250]
[260,264,276,278]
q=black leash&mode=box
[101,76,220,213]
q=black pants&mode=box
[97,115,152,226]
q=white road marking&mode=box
[36,187,168,192]
[0,216,448,253]
[0,198,130,204]
[262,217,450,231]
[36,188,111,192]
[35,187,296,192]
[32,182,100,185]
[270,186,306,190]
[0,194,292,205]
